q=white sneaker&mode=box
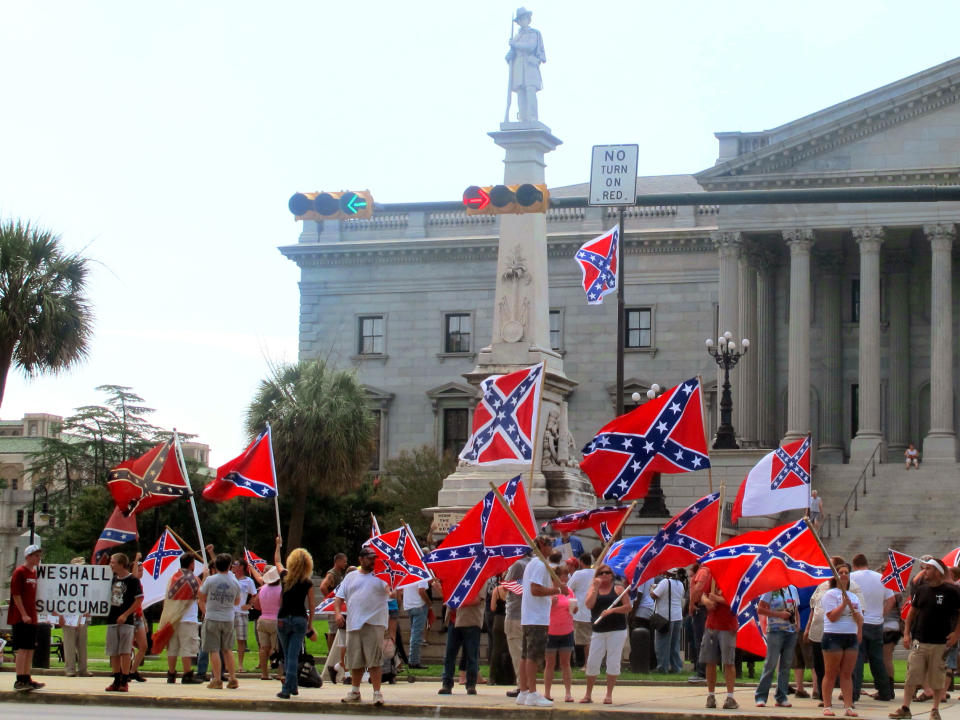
[525,692,554,707]
[341,688,361,703]
[373,690,384,706]
[333,662,343,673]
[516,690,530,705]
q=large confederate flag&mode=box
[107,440,191,516]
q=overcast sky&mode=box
[3,1,959,464]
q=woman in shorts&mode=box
[253,566,283,680]
[543,564,577,702]
[820,563,863,717]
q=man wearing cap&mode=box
[7,544,45,692]
[889,557,960,720]
[335,546,389,706]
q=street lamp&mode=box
[29,483,50,545]
[635,385,670,517]
[706,331,750,450]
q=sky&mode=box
[3,0,960,464]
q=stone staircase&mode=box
[813,460,960,562]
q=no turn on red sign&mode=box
[589,144,639,206]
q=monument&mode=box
[433,8,595,524]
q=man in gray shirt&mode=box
[503,552,530,697]
[199,553,241,689]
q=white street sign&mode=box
[589,144,639,206]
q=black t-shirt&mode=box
[107,574,143,625]
[277,572,312,619]
[911,582,960,644]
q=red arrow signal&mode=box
[463,185,490,210]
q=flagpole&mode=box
[803,515,840,584]
[173,429,208,568]
[489,480,562,586]
[266,423,283,544]
[402,520,437,582]
[164,524,198,559]
[697,374,713,494]
[527,361,547,490]
[594,500,638,567]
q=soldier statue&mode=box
[505,7,545,123]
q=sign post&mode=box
[589,144,639,417]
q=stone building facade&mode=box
[282,58,960,512]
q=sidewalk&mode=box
[0,672,952,719]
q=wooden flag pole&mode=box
[402,519,438,582]
[489,480,562,586]
[164,525,198,559]
[804,515,840,584]
[594,500,639,567]
[173,429,208,568]
[697,374,714,494]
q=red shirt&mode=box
[692,566,738,632]
[7,564,38,625]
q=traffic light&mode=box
[288,190,374,221]
[462,184,549,215]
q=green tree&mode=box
[375,445,455,538]
[246,359,376,550]
[0,219,93,407]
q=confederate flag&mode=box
[425,475,535,609]
[699,519,833,614]
[365,525,433,590]
[944,547,960,568]
[244,548,268,575]
[624,492,720,587]
[140,529,186,609]
[737,598,768,657]
[91,506,139,564]
[543,505,633,543]
[575,226,618,305]
[459,364,545,466]
[107,440,191,516]
[202,427,277,502]
[730,435,811,523]
[882,548,915,592]
[581,377,710,501]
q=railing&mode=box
[824,442,882,539]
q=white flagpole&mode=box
[265,423,283,544]
[173,428,208,568]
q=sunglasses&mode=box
[598,570,613,575]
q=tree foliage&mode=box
[375,445,455,538]
[0,218,94,407]
[245,359,376,550]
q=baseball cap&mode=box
[24,544,42,557]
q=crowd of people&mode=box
[6,534,960,715]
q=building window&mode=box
[851,279,860,323]
[444,313,472,354]
[11,477,18,490]
[369,410,382,472]
[625,307,652,349]
[550,310,563,351]
[442,408,469,456]
[358,316,385,355]
[16,509,24,528]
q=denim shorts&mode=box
[546,631,575,650]
[821,632,858,652]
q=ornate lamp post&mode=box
[29,483,50,545]
[706,331,750,450]
[635,385,670,517]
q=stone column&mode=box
[886,250,912,455]
[817,251,845,463]
[923,223,957,461]
[738,252,758,447]
[711,231,741,433]
[783,229,815,443]
[850,226,885,463]
[755,251,777,448]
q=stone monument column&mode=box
[886,250,912,456]
[850,226,885,463]
[755,249,778,448]
[923,223,957,461]
[783,229,815,444]
[817,250,845,463]
[712,231,741,435]
[738,251,758,446]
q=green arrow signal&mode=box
[342,193,368,215]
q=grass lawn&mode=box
[14,622,909,684]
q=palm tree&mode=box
[246,359,376,550]
[0,219,93,407]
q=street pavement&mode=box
[0,672,954,719]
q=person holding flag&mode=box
[581,562,631,705]
[335,546,388,706]
[754,584,801,708]
[690,565,739,710]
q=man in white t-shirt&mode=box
[335,547,389,706]
[517,534,565,707]
[650,571,685,674]
[851,553,895,701]
[567,554,594,668]
[402,579,431,668]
